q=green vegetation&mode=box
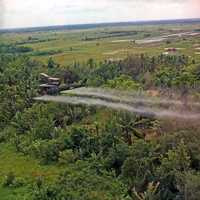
[1,23,200,65]
[0,44,33,54]
[0,22,200,199]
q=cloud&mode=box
[186,0,200,16]
[0,0,199,29]
[0,0,5,27]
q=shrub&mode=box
[3,172,16,187]
[2,172,24,188]
[104,75,142,90]
[59,149,78,164]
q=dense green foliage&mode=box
[0,38,200,200]
[67,54,200,92]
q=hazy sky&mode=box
[1,0,200,28]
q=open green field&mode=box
[1,23,200,66]
[0,144,65,200]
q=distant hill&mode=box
[1,18,200,34]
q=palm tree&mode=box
[117,112,155,145]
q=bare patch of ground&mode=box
[103,49,128,55]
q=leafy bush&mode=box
[104,75,142,90]
[33,161,127,200]
[3,172,24,188]
[59,149,78,164]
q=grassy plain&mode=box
[1,23,200,66]
[0,143,65,199]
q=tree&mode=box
[0,55,38,129]
[105,143,130,176]
[177,172,200,200]
[47,57,56,68]
[156,140,191,199]
[122,140,159,198]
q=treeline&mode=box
[0,44,33,54]
[82,30,139,41]
[66,54,200,92]
[30,49,62,57]
[0,43,63,57]
[15,37,57,45]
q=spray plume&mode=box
[62,87,200,108]
[35,87,200,121]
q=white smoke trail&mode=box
[34,95,200,120]
[62,87,200,108]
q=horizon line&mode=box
[1,17,200,32]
